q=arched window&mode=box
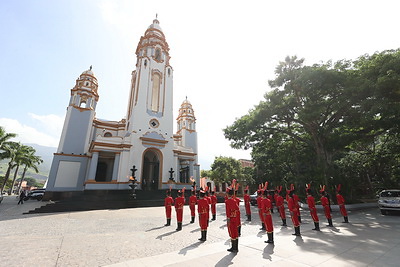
[104,132,112,137]
[151,73,161,112]
[155,48,161,61]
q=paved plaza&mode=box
[0,195,399,267]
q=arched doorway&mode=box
[141,149,160,191]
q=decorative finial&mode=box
[156,13,158,19]
[186,96,187,100]
[90,65,92,71]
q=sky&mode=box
[1,0,399,170]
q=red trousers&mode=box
[263,214,274,233]
[190,204,196,217]
[165,206,172,219]
[228,218,239,239]
[323,205,332,219]
[290,210,300,227]
[339,205,348,217]
[245,202,251,215]
[176,209,183,222]
[199,213,208,230]
[211,204,216,215]
[309,207,319,222]
[277,205,286,219]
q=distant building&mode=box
[46,18,199,198]
[239,159,254,168]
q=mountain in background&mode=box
[0,143,56,182]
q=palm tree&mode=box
[10,145,33,194]
[0,126,16,151]
[0,141,21,192]
[16,147,43,193]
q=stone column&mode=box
[112,153,120,180]
[87,151,99,180]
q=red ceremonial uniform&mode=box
[189,195,197,217]
[198,198,209,230]
[307,195,319,222]
[321,196,332,219]
[288,196,300,227]
[225,197,240,239]
[292,193,301,217]
[244,193,251,216]
[336,193,348,216]
[234,197,242,225]
[164,196,174,219]
[267,194,275,212]
[261,197,274,233]
[175,196,185,223]
[211,195,217,215]
[275,194,286,219]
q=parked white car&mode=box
[378,189,400,215]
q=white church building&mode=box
[45,18,200,199]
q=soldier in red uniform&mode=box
[197,189,210,241]
[305,184,320,231]
[336,184,349,223]
[256,189,265,230]
[267,190,275,214]
[243,186,251,221]
[211,189,217,221]
[225,187,240,253]
[189,188,197,223]
[175,188,185,231]
[288,190,301,236]
[261,188,274,244]
[275,186,287,226]
[164,189,174,226]
[320,185,333,227]
[291,184,302,223]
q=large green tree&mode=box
[224,50,400,198]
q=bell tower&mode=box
[126,17,173,135]
[176,98,198,158]
[57,67,99,155]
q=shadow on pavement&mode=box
[263,243,275,261]
[215,252,237,267]
[178,241,202,255]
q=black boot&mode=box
[327,218,333,227]
[234,239,239,252]
[292,226,301,236]
[190,216,195,223]
[298,215,302,223]
[312,222,320,231]
[164,218,171,226]
[228,239,239,252]
[248,214,251,221]
[227,239,234,252]
[260,223,266,230]
[199,230,206,241]
[238,226,241,236]
[282,218,287,226]
[212,214,216,221]
[264,232,274,244]
[343,216,349,223]
[176,222,182,231]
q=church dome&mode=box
[147,18,162,32]
[81,66,95,77]
[177,97,196,120]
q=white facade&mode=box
[46,19,199,194]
